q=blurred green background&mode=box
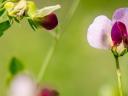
[1,0,128,96]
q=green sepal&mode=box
[119,48,128,56]
[8,16,13,24]
[0,20,11,37]
[9,57,24,76]
[14,17,20,23]
[111,47,118,57]
[27,18,38,31]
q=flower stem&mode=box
[63,0,80,25]
[37,0,80,83]
[114,56,123,96]
[37,37,57,82]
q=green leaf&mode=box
[0,0,7,3]
[9,57,24,75]
[27,18,37,31]
[0,10,9,21]
[0,8,5,16]
[0,20,11,36]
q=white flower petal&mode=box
[8,74,37,96]
[34,4,61,18]
[14,0,27,10]
[9,0,27,16]
[87,15,112,49]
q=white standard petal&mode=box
[34,4,61,18]
[8,74,37,96]
[87,15,112,49]
[113,8,128,29]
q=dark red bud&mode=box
[111,21,127,46]
[39,88,59,96]
[41,13,58,30]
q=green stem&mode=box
[37,37,57,82]
[114,56,123,96]
[37,0,80,83]
[64,0,80,25]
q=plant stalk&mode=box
[37,0,80,83]
[114,56,123,96]
[37,37,57,82]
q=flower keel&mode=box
[40,13,58,30]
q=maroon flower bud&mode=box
[38,88,59,96]
[40,13,58,30]
[111,21,128,46]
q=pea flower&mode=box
[8,74,37,96]
[8,74,59,96]
[87,8,128,56]
[1,0,61,35]
[4,0,27,20]
[87,8,128,95]
[27,4,61,30]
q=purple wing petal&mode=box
[113,8,128,30]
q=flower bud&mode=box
[40,13,58,30]
[38,88,59,96]
[8,0,27,17]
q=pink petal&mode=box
[8,74,37,96]
[87,15,112,49]
[113,8,128,30]
[39,88,59,96]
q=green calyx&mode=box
[111,46,128,57]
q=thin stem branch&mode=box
[37,37,57,82]
[114,56,123,96]
[37,0,80,83]
[63,0,80,26]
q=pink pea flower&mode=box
[8,74,37,96]
[8,74,59,96]
[87,8,128,54]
